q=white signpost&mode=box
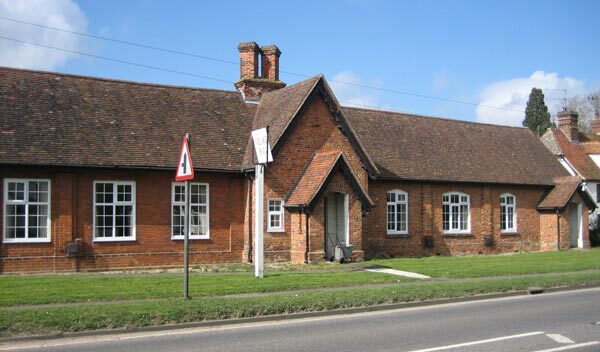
[176,134,194,298]
[251,127,272,278]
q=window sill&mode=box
[387,233,410,238]
[500,232,520,236]
[171,236,210,241]
[442,233,473,237]
[93,237,136,243]
[2,238,51,244]
[267,229,285,233]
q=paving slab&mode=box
[366,268,431,279]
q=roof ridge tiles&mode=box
[341,105,530,130]
[0,65,239,94]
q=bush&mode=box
[589,217,600,247]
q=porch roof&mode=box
[285,151,373,211]
[537,176,596,210]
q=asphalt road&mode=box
[3,287,600,352]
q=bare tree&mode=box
[556,91,600,132]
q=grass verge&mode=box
[369,248,600,278]
[1,271,599,337]
[0,271,407,307]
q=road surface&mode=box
[2,287,599,352]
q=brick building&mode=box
[541,110,600,228]
[0,42,594,273]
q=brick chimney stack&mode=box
[235,42,286,102]
[238,42,260,80]
[557,110,579,142]
[592,111,600,135]
[260,45,281,81]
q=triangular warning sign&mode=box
[175,135,194,181]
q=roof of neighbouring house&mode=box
[541,127,600,181]
[0,66,569,186]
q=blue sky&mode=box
[1,0,598,125]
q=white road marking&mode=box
[403,331,545,352]
[531,341,600,352]
[366,268,431,279]
[546,334,575,344]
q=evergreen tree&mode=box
[522,87,552,136]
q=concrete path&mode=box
[366,267,431,279]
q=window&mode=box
[172,183,209,239]
[500,193,517,232]
[3,179,51,243]
[268,199,284,232]
[442,192,470,233]
[93,181,135,241]
[387,190,408,234]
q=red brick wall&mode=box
[0,167,246,273]
[253,92,368,262]
[363,180,549,257]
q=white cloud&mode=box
[329,71,383,108]
[0,0,88,70]
[475,71,586,126]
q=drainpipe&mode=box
[304,208,310,264]
[556,208,561,251]
[247,177,253,263]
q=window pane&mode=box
[460,205,468,230]
[7,181,25,201]
[387,192,395,203]
[443,204,449,230]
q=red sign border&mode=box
[175,136,195,181]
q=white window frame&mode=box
[171,182,210,240]
[267,199,285,233]
[3,178,51,243]
[387,189,408,235]
[93,181,136,242]
[500,193,517,233]
[442,192,471,234]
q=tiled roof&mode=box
[0,67,254,171]
[537,176,582,209]
[343,107,569,185]
[548,128,600,181]
[286,151,373,209]
[241,76,320,169]
[0,66,570,187]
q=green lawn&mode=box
[369,248,600,278]
[0,271,406,307]
[2,271,599,337]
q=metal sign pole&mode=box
[183,179,190,298]
[176,133,194,298]
[254,163,264,278]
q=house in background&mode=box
[541,111,600,228]
[0,42,594,273]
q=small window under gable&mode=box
[267,199,284,232]
[387,189,408,235]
